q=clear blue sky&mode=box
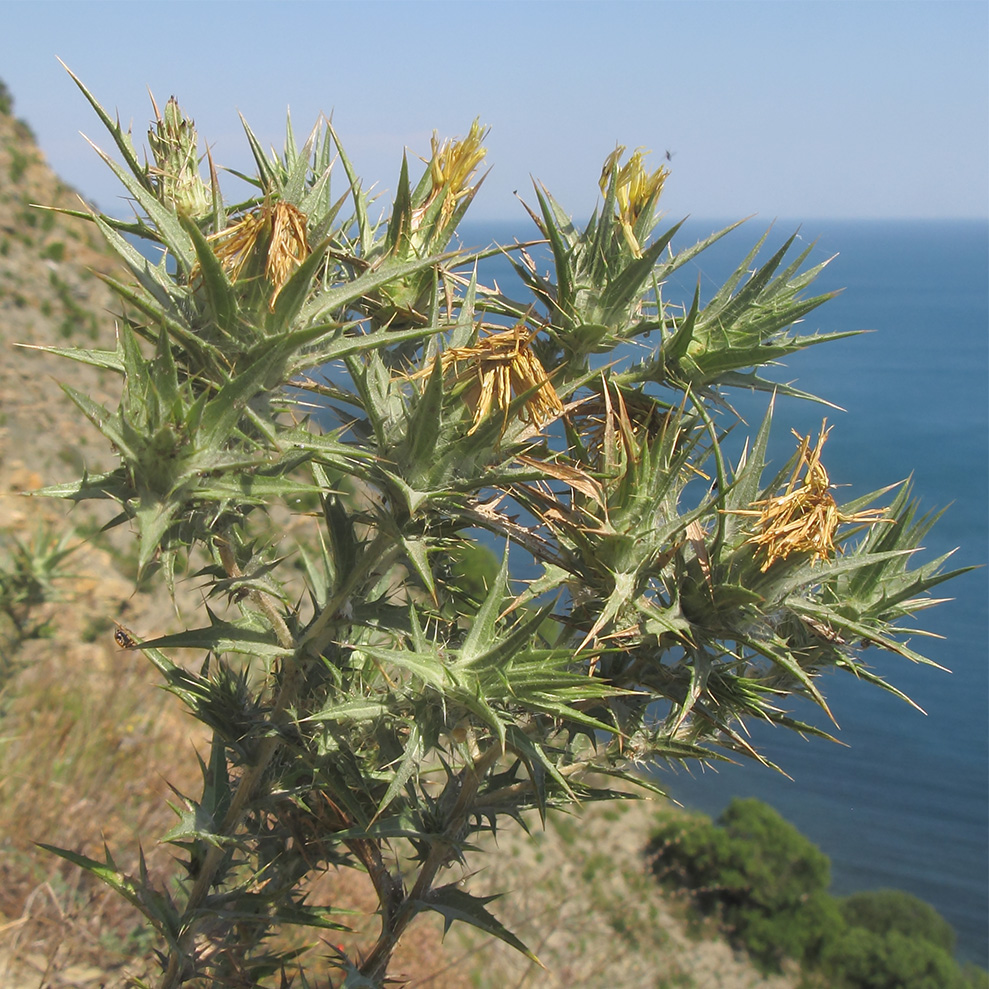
[1,1,986,223]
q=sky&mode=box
[0,1,986,225]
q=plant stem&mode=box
[358,743,503,982]
[158,526,397,988]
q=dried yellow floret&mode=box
[415,322,562,437]
[207,200,310,310]
[728,421,891,571]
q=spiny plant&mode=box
[29,67,967,987]
[0,520,79,659]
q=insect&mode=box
[664,149,676,162]
[113,622,138,650]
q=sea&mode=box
[453,216,988,964]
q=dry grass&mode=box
[0,485,201,985]
[448,797,797,989]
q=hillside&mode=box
[0,99,123,487]
[0,85,796,988]
[0,91,210,986]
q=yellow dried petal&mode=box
[414,322,561,437]
[725,421,892,571]
[265,201,311,308]
[209,210,267,282]
[206,200,310,311]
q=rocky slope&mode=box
[0,102,122,490]
[0,88,795,988]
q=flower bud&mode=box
[148,95,211,218]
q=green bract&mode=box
[35,70,967,987]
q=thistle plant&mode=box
[0,521,79,655]
[31,69,967,988]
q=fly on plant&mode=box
[112,621,138,650]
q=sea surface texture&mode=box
[455,216,988,964]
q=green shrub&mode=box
[1,81,38,141]
[650,798,834,971]
[0,523,79,672]
[717,798,832,910]
[820,926,969,989]
[840,888,956,954]
[7,144,29,183]
[649,802,987,987]
[40,240,65,262]
[962,964,989,989]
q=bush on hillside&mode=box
[648,799,987,988]
[820,925,971,989]
[839,888,956,953]
[649,797,835,970]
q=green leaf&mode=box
[59,384,127,453]
[373,724,422,821]
[193,472,324,504]
[384,153,414,255]
[357,645,449,691]
[661,281,702,366]
[16,342,125,375]
[602,219,684,315]
[401,534,437,603]
[502,724,574,822]
[308,697,395,725]
[195,321,340,446]
[532,182,574,325]
[83,138,195,272]
[161,735,232,845]
[458,544,510,666]
[142,620,294,658]
[654,218,748,283]
[738,631,832,720]
[94,268,212,360]
[406,354,445,469]
[179,213,239,335]
[417,882,541,964]
[38,842,181,938]
[266,235,331,334]
[60,61,151,194]
[796,599,948,670]
[237,112,279,193]
[722,399,776,522]
[300,252,453,326]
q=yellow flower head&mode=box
[207,200,310,311]
[409,120,488,237]
[428,119,488,204]
[429,321,562,437]
[598,146,669,257]
[729,421,891,572]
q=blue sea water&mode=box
[455,216,988,964]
